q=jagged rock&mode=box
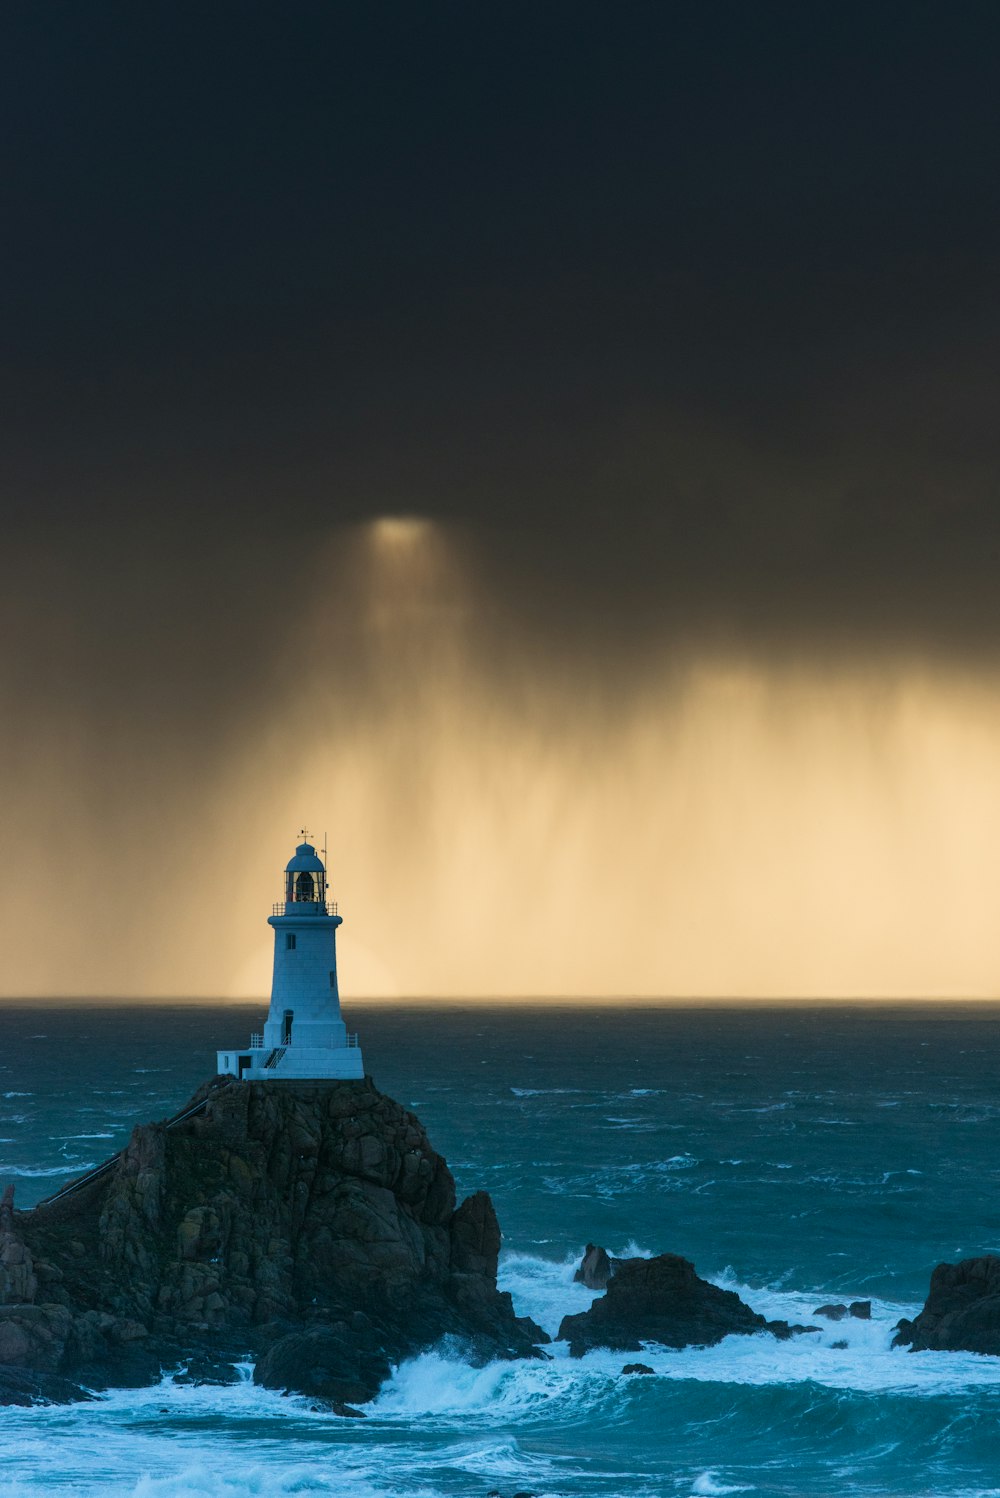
[574,1243,616,1290]
[0,1186,38,1306]
[621,1361,654,1375]
[813,1302,848,1321]
[0,1304,72,1370]
[558,1253,771,1355]
[893,1256,1000,1353]
[849,1300,872,1320]
[5,1078,547,1400]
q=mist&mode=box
[3,515,1000,1001]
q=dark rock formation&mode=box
[813,1300,871,1322]
[621,1361,654,1375]
[893,1256,1000,1353]
[0,1364,95,1407]
[574,1243,617,1290]
[1,1078,546,1403]
[558,1253,776,1355]
[764,1318,820,1340]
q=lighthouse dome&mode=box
[285,842,325,874]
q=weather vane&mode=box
[298,825,311,843]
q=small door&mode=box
[282,1010,293,1045]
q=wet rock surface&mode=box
[559,1250,817,1355]
[894,1256,1000,1353]
[559,1252,772,1355]
[1,1078,547,1402]
[813,1300,871,1321]
[574,1243,617,1290]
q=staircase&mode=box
[263,1047,286,1071]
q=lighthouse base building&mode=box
[217,838,364,1082]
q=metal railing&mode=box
[36,1078,234,1210]
[249,1033,263,1049]
[346,1033,360,1047]
[271,901,338,917]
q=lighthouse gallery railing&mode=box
[272,901,338,916]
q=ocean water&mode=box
[2,999,1000,1497]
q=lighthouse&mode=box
[216,835,364,1081]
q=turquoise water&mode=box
[2,1000,1000,1496]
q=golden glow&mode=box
[4,525,1000,1000]
[371,515,433,549]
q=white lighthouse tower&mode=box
[216,835,364,1081]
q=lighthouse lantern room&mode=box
[217,836,364,1081]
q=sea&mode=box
[2,999,1000,1498]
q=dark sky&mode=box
[4,1,1000,654]
[7,3,1000,997]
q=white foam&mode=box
[497,1250,1000,1399]
[690,1473,752,1495]
[0,1162,96,1178]
[498,1247,601,1335]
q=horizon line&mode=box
[3,992,1000,1007]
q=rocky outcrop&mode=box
[559,1251,817,1355]
[1,1078,546,1403]
[558,1253,770,1355]
[813,1300,871,1322]
[574,1243,616,1291]
[893,1256,1000,1353]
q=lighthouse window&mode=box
[329,971,336,988]
[286,933,297,950]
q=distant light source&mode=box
[372,515,431,549]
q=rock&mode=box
[0,1304,72,1371]
[254,1324,392,1405]
[831,1339,848,1349]
[6,1078,547,1401]
[450,1191,500,1278]
[0,1187,38,1306]
[574,1243,616,1290]
[813,1299,871,1321]
[172,1354,242,1386]
[621,1361,654,1375]
[0,1364,95,1406]
[893,1256,1000,1353]
[766,1320,819,1339]
[62,1310,162,1389]
[891,1317,914,1349]
[557,1253,772,1355]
